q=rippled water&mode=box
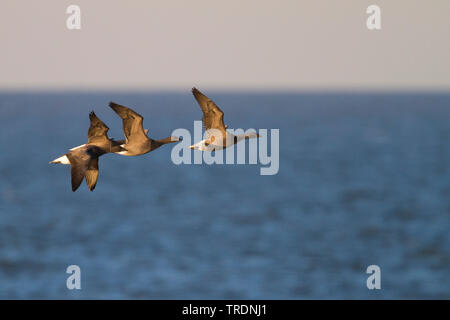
[0,92,449,299]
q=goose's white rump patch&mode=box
[51,155,71,165]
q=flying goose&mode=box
[189,87,259,151]
[109,102,180,156]
[50,111,124,191]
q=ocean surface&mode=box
[0,91,449,299]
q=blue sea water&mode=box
[0,91,449,299]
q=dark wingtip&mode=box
[109,102,126,116]
[109,102,123,113]
[192,87,198,93]
[89,183,96,191]
[72,182,80,192]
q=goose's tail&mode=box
[49,154,71,165]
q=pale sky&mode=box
[0,0,449,91]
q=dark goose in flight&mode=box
[109,102,180,156]
[190,87,259,151]
[50,111,124,192]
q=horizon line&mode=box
[0,86,449,94]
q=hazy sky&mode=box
[1,0,449,90]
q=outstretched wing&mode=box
[88,111,110,144]
[191,87,227,135]
[66,145,103,192]
[85,157,99,191]
[109,102,147,143]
